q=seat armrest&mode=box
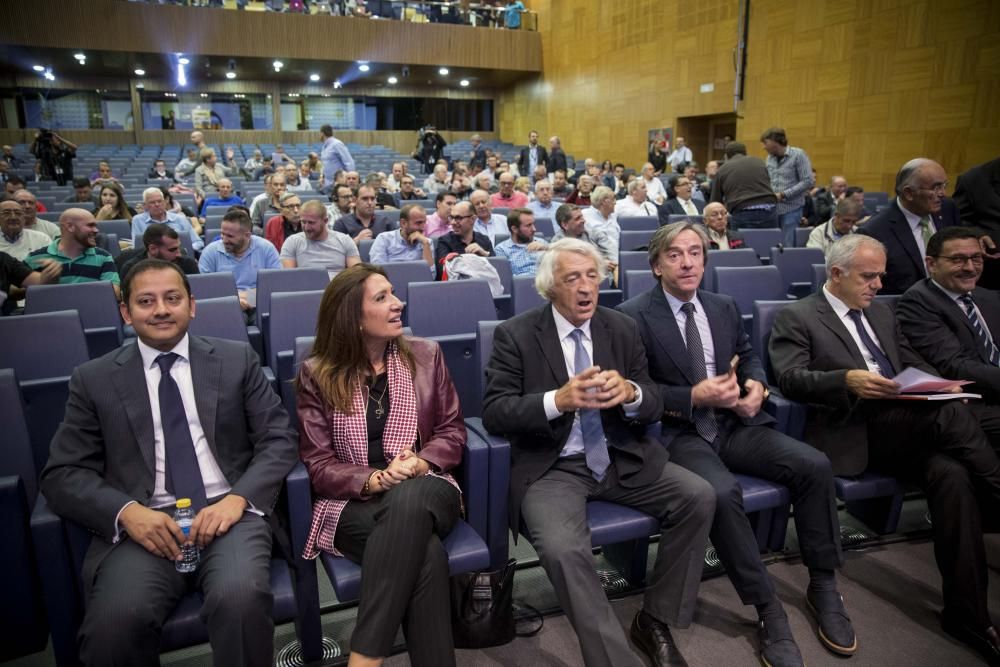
[764,389,807,440]
[459,424,489,544]
[284,461,312,560]
[465,417,510,569]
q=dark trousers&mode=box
[520,456,715,667]
[79,513,273,667]
[865,400,1000,628]
[335,476,461,666]
[730,207,778,230]
[667,422,842,605]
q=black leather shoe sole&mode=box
[940,614,1000,667]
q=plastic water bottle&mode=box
[173,498,199,574]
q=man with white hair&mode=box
[527,180,558,220]
[582,186,621,248]
[641,162,668,205]
[423,162,451,195]
[667,136,693,173]
[132,187,204,252]
[615,179,659,218]
[470,189,507,245]
[199,178,244,217]
[482,238,714,667]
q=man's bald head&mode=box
[60,208,99,249]
[60,208,96,229]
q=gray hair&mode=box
[647,222,710,269]
[627,179,645,195]
[535,238,607,300]
[591,185,615,207]
[825,234,886,278]
[894,158,936,195]
[835,197,864,217]
[142,187,165,202]
[279,191,302,205]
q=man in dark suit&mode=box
[662,175,706,218]
[618,222,850,666]
[40,259,298,666]
[483,238,715,667]
[769,234,1000,665]
[856,158,961,294]
[953,157,1000,289]
[897,227,1000,435]
[547,135,568,175]
[515,130,548,178]
[468,134,487,171]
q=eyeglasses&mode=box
[282,203,301,209]
[915,182,949,194]
[450,214,474,222]
[934,253,984,266]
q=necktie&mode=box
[958,294,1000,365]
[681,302,718,443]
[155,353,207,510]
[683,199,697,216]
[846,310,896,378]
[569,329,611,481]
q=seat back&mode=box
[813,263,826,291]
[96,219,131,240]
[619,229,655,253]
[359,238,374,263]
[618,251,650,297]
[0,369,37,505]
[0,310,90,381]
[752,300,796,384]
[770,247,826,292]
[25,281,123,357]
[703,248,760,292]
[187,271,239,300]
[382,261,435,307]
[187,297,249,343]
[267,290,325,373]
[713,265,785,317]
[618,215,659,231]
[511,274,545,314]
[474,320,504,419]
[255,267,329,326]
[795,227,813,247]
[667,214,703,225]
[407,280,497,337]
[534,217,555,238]
[624,270,658,301]
[740,229,783,262]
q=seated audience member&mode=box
[470,189,507,245]
[664,175,706,217]
[90,161,119,186]
[148,159,173,181]
[243,149,264,178]
[369,204,434,269]
[334,185,396,245]
[280,201,359,279]
[199,178,244,217]
[857,158,962,295]
[344,171,362,190]
[1,248,61,315]
[700,160,720,199]
[0,197,50,260]
[807,198,862,256]
[250,173,287,232]
[703,202,746,250]
[769,234,1000,665]
[271,144,294,167]
[26,208,120,299]
[473,172,495,194]
[552,203,617,270]
[515,176,533,200]
[898,227,1000,422]
[425,192,457,239]
[64,177,100,206]
[119,223,200,277]
[253,157,277,182]
[40,258,297,667]
[5,175,26,198]
[450,172,472,201]
[551,169,573,197]
[683,164,706,203]
[527,180,558,221]
[494,208,548,277]
[14,189,61,239]
[283,163,313,193]
[264,192,303,253]
[327,183,356,222]
[94,183,135,224]
[423,163,451,195]
[163,188,202,232]
[385,162,406,194]
[641,162,668,205]
[814,175,848,223]
[194,148,239,201]
[394,175,426,205]
[174,148,200,182]
[304,152,323,180]
[481,238,714,667]
[582,186,621,246]
[132,187,204,252]
[565,175,595,207]
[532,164,548,184]
[199,208,281,307]
[297,264,464,667]
[434,200,494,280]
[619,223,852,666]
[1,145,18,169]
[490,172,530,209]
[711,142,778,230]
[615,179,659,218]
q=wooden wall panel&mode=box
[501,0,999,192]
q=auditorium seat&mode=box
[254,267,329,360]
[619,229,655,253]
[836,473,905,535]
[25,281,124,358]
[96,219,132,242]
[486,256,514,319]
[702,248,760,292]
[511,274,545,314]
[795,227,813,247]
[618,215,659,231]
[739,229,783,263]
[268,290,325,424]
[381,260,435,324]
[667,214,703,225]
[534,216,555,238]
[623,269,657,301]
[813,263,826,291]
[359,238,374,263]
[769,246,826,299]
[713,265,785,333]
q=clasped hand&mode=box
[692,370,766,419]
[555,366,635,413]
[368,448,430,494]
[120,493,248,559]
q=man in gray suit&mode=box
[41,259,298,666]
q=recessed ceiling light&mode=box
[32,65,44,72]
[225,71,237,79]
[178,57,190,65]
[387,76,398,84]
[359,64,370,72]
[74,53,86,61]
[439,67,449,76]
[309,73,320,82]
[134,68,146,76]
[460,79,470,87]
[200,93,208,98]
[273,60,283,69]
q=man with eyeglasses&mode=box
[771,233,1000,666]
[264,192,302,253]
[663,176,706,218]
[433,200,493,280]
[857,158,963,294]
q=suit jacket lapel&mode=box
[112,344,156,477]
[815,294,869,369]
[591,308,613,371]
[644,288,699,384]
[189,335,222,460]
[925,279,978,340]
[535,305,569,387]
[888,203,926,277]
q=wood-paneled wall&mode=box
[500,0,1000,192]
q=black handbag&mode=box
[450,558,517,648]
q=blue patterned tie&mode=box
[156,353,208,511]
[846,310,896,378]
[569,329,611,481]
[959,294,1000,365]
[681,302,718,443]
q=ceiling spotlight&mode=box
[134,68,145,76]
[309,73,320,82]
[226,59,237,79]
[135,82,144,89]
[439,67,449,76]
[359,64,370,72]
[32,65,45,72]
[178,57,190,65]
[460,79,470,87]
[74,53,86,61]
[200,93,209,98]
[333,80,342,89]
[225,71,237,79]
[272,60,283,71]
[44,70,55,82]
[387,76,398,84]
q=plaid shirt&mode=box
[766,146,814,215]
[494,238,546,276]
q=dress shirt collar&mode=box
[662,288,704,319]
[822,284,855,320]
[896,196,924,230]
[930,278,965,302]
[137,333,191,370]
[706,227,728,247]
[551,304,592,342]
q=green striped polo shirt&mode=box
[26,240,120,285]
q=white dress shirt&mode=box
[582,207,621,244]
[663,290,717,376]
[542,308,643,458]
[474,213,507,245]
[822,286,889,375]
[615,197,659,218]
[644,176,667,204]
[897,197,935,271]
[667,146,693,171]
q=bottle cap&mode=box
[175,498,192,509]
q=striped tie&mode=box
[681,302,718,443]
[958,294,1000,365]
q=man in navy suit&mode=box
[618,222,851,667]
[661,175,706,218]
[856,158,961,294]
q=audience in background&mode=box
[470,189,507,244]
[284,162,313,193]
[423,163,451,195]
[565,174,594,207]
[394,175,425,205]
[807,198,862,256]
[0,197,50,260]
[94,183,134,224]
[243,149,265,178]
[516,130,548,178]
[327,183,356,222]
[664,175,706,217]
[198,178,244,217]
[667,136,693,173]
[148,159,172,181]
[319,124,356,182]
[434,200,493,280]
[614,179,659,218]
[194,148,239,201]
[582,186,620,247]
[491,172,530,209]
[13,189,61,239]
[527,179,557,221]
[814,175,849,223]
[711,141,778,230]
[26,208,120,299]
[494,208,547,277]
[369,203,434,269]
[425,191,457,238]
[761,127,815,247]
[334,185,396,245]
[279,200,359,279]
[174,148,200,182]
[132,187,204,252]
[250,173,287,232]
[199,208,280,308]
[65,177,100,206]
[703,202,746,250]
[119,223,200,277]
[641,162,668,205]
[552,203,617,269]
[264,192,303,252]
[0,247,60,315]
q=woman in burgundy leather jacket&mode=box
[297,263,464,667]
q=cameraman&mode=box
[31,130,77,185]
[415,125,447,175]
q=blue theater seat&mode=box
[25,281,124,358]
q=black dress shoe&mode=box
[757,615,804,667]
[631,610,689,667]
[940,612,1000,666]
[805,588,857,656]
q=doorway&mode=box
[675,113,738,171]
